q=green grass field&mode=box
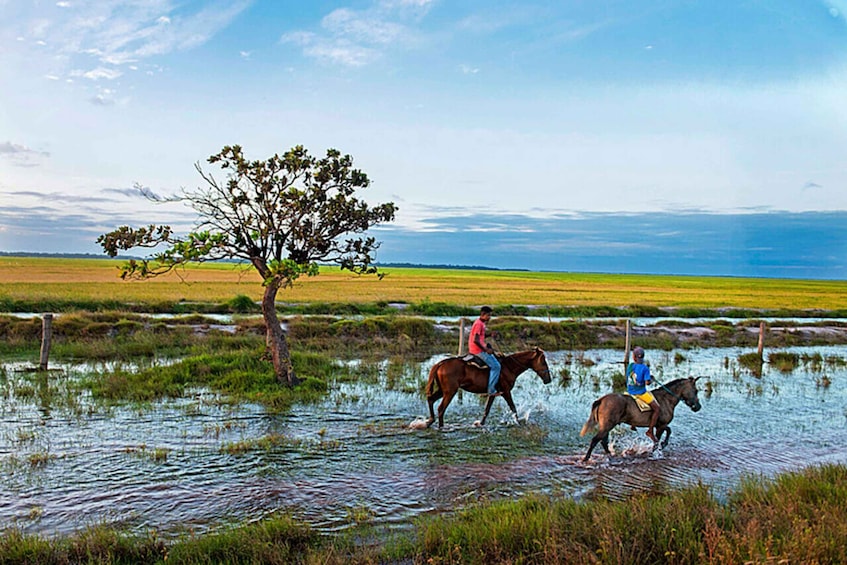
[2,256,846,310]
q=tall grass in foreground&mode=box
[1,464,846,564]
[412,463,847,564]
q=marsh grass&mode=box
[737,352,764,376]
[410,464,847,565]
[122,445,170,463]
[768,351,800,373]
[81,349,331,410]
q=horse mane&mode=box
[663,377,694,387]
[500,348,539,367]
[654,377,696,393]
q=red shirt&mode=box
[469,317,487,354]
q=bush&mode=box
[227,294,258,313]
[769,351,800,373]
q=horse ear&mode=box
[693,376,702,382]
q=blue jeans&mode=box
[477,351,501,394]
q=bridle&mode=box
[505,349,551,380]
[655,378,697,408]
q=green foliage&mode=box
[167,513,317,564]
[226,294,258,313]
[738,352,764,376]
[0,525,167,565]
[83,349,334,408]
[768,351,800,373]
[408,299,471,316]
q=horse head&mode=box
[531,347,552,384]
[679,376,702,412]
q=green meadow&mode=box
[2,256,846,312]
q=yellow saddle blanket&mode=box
[627,394,652,412]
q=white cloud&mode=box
[0,142,50,158]
[281,0,429,67]
[0,142,51,168]
[5,1,252,91]
[72,66,123,80]
[308,41,377,67]
[323,9,405,45]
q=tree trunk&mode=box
[261,280,299,386]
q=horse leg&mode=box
[426,389,443,428]
[478,395,496,426]
[659,425,671,448]
[503,392,519,424]
[584,433,604,461]
[584,428,612,461]
[436,390,457,428]
[600,435,611,455]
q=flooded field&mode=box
[2,345,846,537]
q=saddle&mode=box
[626,393,653,412]
[461,354,489,371]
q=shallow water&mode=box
[2,346,846,537]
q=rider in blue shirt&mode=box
[626,346,661,442]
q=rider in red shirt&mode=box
[469,306,501,396]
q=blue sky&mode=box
[1,1,847,278]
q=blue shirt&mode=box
[626,362,651,395]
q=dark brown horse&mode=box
[425,347,552,428]
[580,377,702,461]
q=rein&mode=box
[654,378,695,408]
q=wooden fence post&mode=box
[39,313,53,371]
[457,318,465,403]
[623,319,631,372]
[757,321,765,358]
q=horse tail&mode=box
[425,362,442,397]
[580,398,602,437]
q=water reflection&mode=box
[1,346,847,537]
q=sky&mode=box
[1,0,847,278]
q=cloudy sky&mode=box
[2,1,847,278]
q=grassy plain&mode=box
[2,256,846,311]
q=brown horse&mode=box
[425,347,552,428]
[580,376,702,461]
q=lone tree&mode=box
[98,144,397,385]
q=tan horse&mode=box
[580,377,702,461]
[425,347,552,428]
